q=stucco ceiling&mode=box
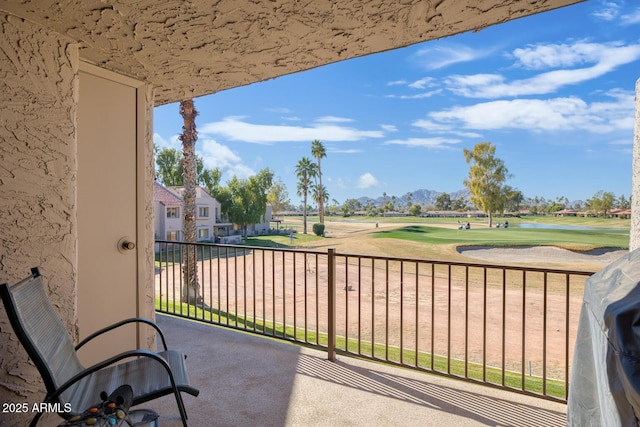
[1,0,583,105]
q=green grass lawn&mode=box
[309,214,630,229]
[243,233,323,248]
[372,225,629,250]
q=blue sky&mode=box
[153,0,640,206]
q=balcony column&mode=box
[631,79,640,251]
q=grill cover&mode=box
[568,248,640,426]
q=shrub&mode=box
[312,223,325,237]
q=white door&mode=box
[77,66,142,366]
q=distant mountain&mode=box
[357,188,471,208]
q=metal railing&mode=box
[154,240,594,402]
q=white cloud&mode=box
[428,90,634,134]
[357,173,380,189]
[153,132,180,149]
[384,137,461,149]
[330,148,363,154]
[621,9,640,25]
[199,138,255,180]
[315,116,354,123]
[592,1,620,21]
[411,43,491,71]
[408,77,437,89]
[446,41,640,98]
[609,138,633,146]
[381,124,398,132]
[512,42,606,70]
[385,90,441,100]
[266,107,291,114]
[200,116,384,143]
[412,119,482,138]
[385,77,442,100]
[592,2,640,25]
[387,80,408,86]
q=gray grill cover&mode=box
[568,248,640,426]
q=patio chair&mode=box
[0,267,199,427]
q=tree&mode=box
[178,99,199,303]
[311,140,327,223]
[155,147,183,186]
[463,142,511,227]
[406,192,413,210]
[342,198,361,217]
[296,157,317,234]
[546,196,568,214]
[326,198,341,216]
[267,177,290,215]
[155,146,221,196]
[312,183,329,216]
[618,194,630,209]
[218,169,274,238]
[435,193,452,211]
[450,197,468,211]
[587,190,615,217]
[409,203,422,216]
[199,166,222,198]
[503,187,524,213]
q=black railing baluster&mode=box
[153,240,593,402]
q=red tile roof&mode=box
[154,182,183,206]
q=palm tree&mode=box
[311,140,326,223]
[179,99,199,304]
[296,157,317,234]
[312,184,329,218]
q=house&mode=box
[610,208,632,219]
[154,182,271,243]
[160,184,232,241]
[153,183,184,241]
[0,2,619,424]
[553,209,579,217]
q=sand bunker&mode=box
[458,245,627,266]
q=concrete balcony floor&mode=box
[140,314,567,426]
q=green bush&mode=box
[312,223,325,237]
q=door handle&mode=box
[122,241,136,250]
[117,237,136,253]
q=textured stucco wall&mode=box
[0,12,78,426]
[631,79,640,251]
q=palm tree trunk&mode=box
[179,99,199,304]
[303,193,308,234]
[318,159,324,224]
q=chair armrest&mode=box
[75,318,168,352]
